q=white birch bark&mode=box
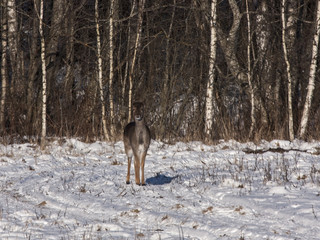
[37,0,47,149]
[95,0,108,140]
[1,1,8,132]
[281,0,294,141]
[287,0,297,51]
[299,1,320,138]
[246,0,255,139]
[109,0,115,137]
[256,1,268,56]
[204,0,217,140]
[128,0,144,122]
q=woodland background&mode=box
[1,0,320,144]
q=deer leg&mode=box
[126,157,132,184]
[134,154,140,185]
[140,152,147,186]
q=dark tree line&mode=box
[1,0,320,143]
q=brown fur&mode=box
[123,102,151,185]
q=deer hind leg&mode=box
[134,154,141,185]
[126,157,132,184]
[140,151,147,186]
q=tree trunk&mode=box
[27,7,39,136]
[159,0,175,139]
[287,0,297,52]
[256,0,268,59]
[281,0,294,141]
[46,0,65,78]
[95,0,109,140]
[216,0,246,83]
[256,0,279,135]
[7,0,18,90]
[64,2,75,103]
[121,1,136,114]
[1,0,8,133]
[299,1,320,139]
[36,0,47,149]
[109,0,115,138]
[204,0,217,141]
[128,0,145,122]
[246,0,255,139]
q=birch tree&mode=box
[204,0,217,140]
[128,0,145,122]
[299,1,320,139]
[1,0,8,133]
[95,0,108,140]
[109,0,115,138]
[255,0,270,127]
[35,0,47,149]
[281,0,294,141]
[256,0,269,66]
[286,0,297,53]
[246,0,255,139]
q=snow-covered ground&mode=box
[0,139,320,239]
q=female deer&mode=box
[123,102,151,185]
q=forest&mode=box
[1,0,320,144]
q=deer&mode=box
[123,102,151,186]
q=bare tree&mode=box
[34,0,47,149]
[46,0,65,86]
[26,12,37,136]
[299,0,320,139]
[204,0,217,141]
[217,0,245,83]
[2,0,320,143]
[286,0,297,52]
[246,0,255,139]
[109,0,115,138]
[256,0,269,64]
[7,0,18,90]
[1,0,8,133]
[255,0,279,135]
[121,2,136,112]
[281,0,294,141]
[128,0,145,122]
[95,0,108,140]
[159,0,176,139]
[64,1,75,103]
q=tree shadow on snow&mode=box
[146,173,178,185]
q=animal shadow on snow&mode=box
[146,173,178,185]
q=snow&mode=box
[1,139,320,239]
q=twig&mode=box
[312,205,318,220]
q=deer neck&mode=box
[135,119,145,128]
[134,119,147,145]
